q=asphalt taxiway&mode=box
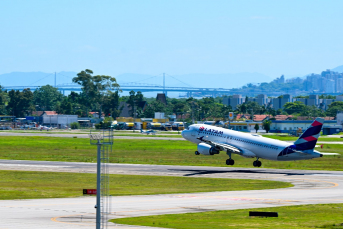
[1,131,343,145]
[1,160,343,228]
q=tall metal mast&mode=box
[89,130,113,229]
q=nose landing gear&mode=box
[195,151,200,155]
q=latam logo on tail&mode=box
[181,118,338,167]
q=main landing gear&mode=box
[195,151,200,155]
[226,151,234,166]
[253,158,262,167]
[226,158,234,165]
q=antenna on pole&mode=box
[89,129,113,229]
[55,72,56,88]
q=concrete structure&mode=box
[42,114,78,128]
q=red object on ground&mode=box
[83,189,97,195]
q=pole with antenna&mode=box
[55,72,56,88]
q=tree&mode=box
[235,103,247,114]
[33,85,63,111]
[254,123,259,133]
[326,101,343,117]
[300,105,325,119]
[72,69,120,117]
[127,91,144,117]
[103,91,121,118]
[0,85,8,115]
[283,101,307,115]
[7,89,34,117]
[143,101,167,118]
[246,101,260,118]
[171,99,186,120]
[262,120,272,133]
[56,97,73,114]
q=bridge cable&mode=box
[166,74,193,87]
[28,73,54,86]
[122,75,160,86]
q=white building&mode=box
[42,114,78,128]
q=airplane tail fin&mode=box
[291,118,324,151]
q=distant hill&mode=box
[332,65,343,73]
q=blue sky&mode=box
[1,0,343,79]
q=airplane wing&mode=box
[197,137,241,154]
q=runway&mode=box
[1,160,343,228]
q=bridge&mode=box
[2,85,233,97]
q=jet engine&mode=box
[197,143,220,155]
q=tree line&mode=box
[0,69,342,122]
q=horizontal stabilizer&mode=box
[320,152,340,156]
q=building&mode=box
[325,79,335,93]
[272,94,293,110]
[225,121,264,132]
[250,94,270,106]
[42,112,78,128]
[269,120,337,133]
[222,95,245,110]
[295,94,319,106]
[156,93,167,105]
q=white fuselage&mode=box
[182,124,321,161]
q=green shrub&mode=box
[70,122,80,129]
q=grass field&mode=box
[0,170,291,200]
[0,136,342,170]
[111,204,343,229]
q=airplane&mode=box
[140,129,157,135]
[181,118,338,167]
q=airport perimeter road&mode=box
[0,132,183,140]
[1,161,343,228]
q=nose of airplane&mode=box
[181,129,188,139]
